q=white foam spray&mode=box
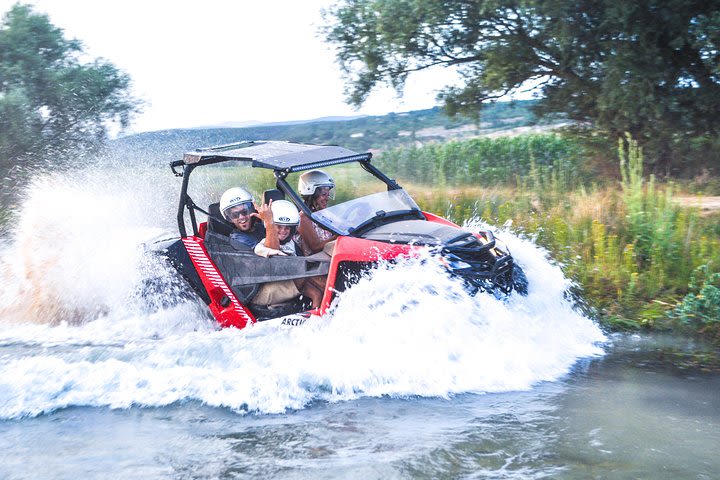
[0,167,605,419]
[0,165,179,325]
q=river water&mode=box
[0,167,718,479]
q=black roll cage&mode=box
[170,153,404,239]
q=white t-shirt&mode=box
[254,238,298,257]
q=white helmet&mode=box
[298,170,335,198]
[220,187,254,220]
[271,200,300,226]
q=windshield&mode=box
[312,189,420,235]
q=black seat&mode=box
[204,231,330,307]
[207,202,234,236]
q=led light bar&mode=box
[284,153,372,172]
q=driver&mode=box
[219,187,265,250]
[295,169,337,255]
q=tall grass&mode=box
[384,134,720,334]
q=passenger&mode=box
[219,187,265,250]
[253,200,301,257]
[252,200,324,309]
[295,169,337,255]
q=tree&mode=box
[0,3,140,175]
[324,0,720,172]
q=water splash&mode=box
[0,166,177,325]
[0,167,605,419]
[0,240,604,418]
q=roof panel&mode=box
[182,140,372,171]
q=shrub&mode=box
[674,264,720,336]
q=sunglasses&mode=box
[227,207,252,220]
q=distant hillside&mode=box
[109,100,558,163]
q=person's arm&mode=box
[252,200,280,250]
[297,211,334,254]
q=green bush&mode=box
[674,264,720,334]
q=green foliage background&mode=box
[324,0,720,174]
[376,134,585,187]
[0,4,139,186]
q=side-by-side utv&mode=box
[151,141,527,329]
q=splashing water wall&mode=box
[0,163,605,419]
[0,165,178,325]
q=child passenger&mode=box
[251,200,324,309]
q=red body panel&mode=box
[422,211,460,227]
[318,236,420,312]
[181,236,256,329]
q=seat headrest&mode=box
[208,202,234,236]
[262,189,285,205]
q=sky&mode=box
[1,0,456,134]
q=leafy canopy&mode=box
[324,0,720,162]
[0,3,140,168]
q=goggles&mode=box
[226,203,253,220]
